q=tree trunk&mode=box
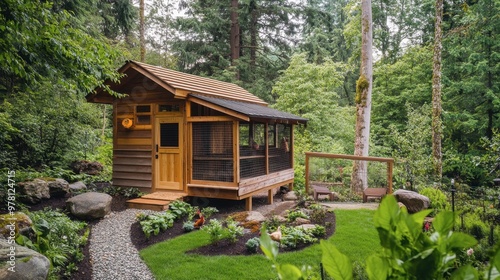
[230,0,240,79]
[431,0,443,182]
[249,0,257,70]
[351,0,373,193]
[140,0,146,62]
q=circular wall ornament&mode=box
[122,118,133,129]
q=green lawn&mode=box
[140,209,380,280]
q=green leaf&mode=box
[321,240,353,280]
[433,211,454,234]
[447,232,477,250]
[278,264,303,280]
[260,226,279,262]
[450,264,479,280]
[374,195,399,231]
[366,255,388,280]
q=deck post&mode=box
[245,196,253,211]
[268,189,273,205]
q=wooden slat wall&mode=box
[113,101,154,189]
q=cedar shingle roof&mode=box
[87,61,307,124]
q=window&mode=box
[136,105,151,125]
[159,104,180,112]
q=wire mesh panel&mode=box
[239,122,266,179]
[270,124,292,173]
[192,122,234,182]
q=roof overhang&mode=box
[189,94,308,125]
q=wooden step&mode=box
[126,192,187,211]
[126,198,171,211]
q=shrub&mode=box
[280,226,317,248]
[182,221,195,232]
[139,212,176,239]
[225,218,244,243]
[308,225,326,237]
[201,207,219,219]
[245,237,260,253]
[202,219,225,243]
[169,200,194,219]
[262,215,281,232]
[419,187,450,214]
[309,207,328,224]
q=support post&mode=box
[268,189,273,205]
[246,196,253,211]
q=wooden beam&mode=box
[246,196,253,211]
[188,96,250,122]
[268,189,273,205]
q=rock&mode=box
[47,178,70,197]
[70,160,103,175]
[246,211,266,223]
[69,181,87,192]
[283,191,298,201]
[0,213,32,238]
[0,239,50,280]
[296,224,317,231]
[294,217,311,225]
[393,190,430,213]
[66,192,112,220]
[17,179,50,204]
[398,202,407,210]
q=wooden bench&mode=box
[313,186,335,201]
[363,188,387,203]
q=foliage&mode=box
[200,206,219,219]
[262,215,282,232]
[169,200,195,219]
[309,206,328,224]
[286,209,309,223]
[182,221,195,233]
[280,226,318,249]
[419,186,450,214]
[202,218,244,244]
[245,237,261,253]
[16,209,88,279]
[202,219,226,244]
[139,211,176,239]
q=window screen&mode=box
[160,123,179,147]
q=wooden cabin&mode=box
[87,61,307,210]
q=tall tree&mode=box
[431,0,443,182]
[230,0,240,79]
[140,0,146,61]
[351,0,373,193]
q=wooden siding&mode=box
[238,169,294,197]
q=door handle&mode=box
[156,144,158,152]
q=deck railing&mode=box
[304,152,394,195]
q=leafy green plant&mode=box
[262,215,281,232]
[121,187,144,198]
[280,226,317,248]
[183,221,195,232]
[245,237,260,253]
[169,200,194,219]
[203,219,225,243]
[308,225,326,237]
[139,212,176,239]
[286,209,309,223]
[309,207,328,224]
[419,186,450,214]
[201,207,219,219]
[16,209,88,279]
[225,218,244,243]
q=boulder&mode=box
[393,190,430,213]
[17,179,50,204]
[0,213,32,238]
[47,178,70,197]
[0,239,50,280]
[66,192,112,220]
[69,181,87,192]
[294,217,312,225]
[70,160,103,175]
[246,211,266,223]
[283,191,298,201]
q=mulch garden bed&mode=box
[17,193,337,278]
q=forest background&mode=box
[0,0,498,190]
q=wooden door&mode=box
[154,117,183,191]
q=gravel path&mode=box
[90,209,155,280]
